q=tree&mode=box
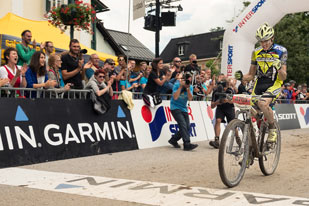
[274,12,309,85]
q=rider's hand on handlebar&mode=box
[234,70,243,81]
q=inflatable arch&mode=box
[221,0,309,77]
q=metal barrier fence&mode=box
[0,87,308,103]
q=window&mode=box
[178,45,184,56]
[46,0,68,12]
[219,40,223,50]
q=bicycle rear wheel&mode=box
[219,119,249,188]
[258,120,281,175]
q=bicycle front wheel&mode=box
[258,120,281,176]
[219,119,249,188]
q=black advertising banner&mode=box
[274,104,300,130]
[0,98,138,168]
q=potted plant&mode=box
[45,0,96,34]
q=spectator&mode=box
[168,72,198,151]
[209,78,235,149]
[16,30,37,66]
[128,60,142,84]
[300,84,308,100]
[42,41,54,71]
[0,47,27,93]
[85,69,113,114]
[140,66,151,90]
[237,79,248,94]
[103,58,116,82]
[204,68,212,86]
[184,54,200,74]
[120,66,139,91]
[0,78,9,87]
[25,51,57,97]
[159,65,174,99]
[84,54,101,80]
[111,55,127,99]
[61,39,84,89]
[47,53,71,97]
[143,58,172,107]
[139,61,147,74]
[280,82,290,103]
[171,57,182,79]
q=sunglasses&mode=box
[118,58,125,61]
[174,61,181,63]
[109,63,115,65]
[98,75,105,78]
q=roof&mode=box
[107,29,155,62]
[0,12,117,62]
[160,30,224,63]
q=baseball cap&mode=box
[289,80,296,84]
[284,82,290,87]
[302,83,307,87]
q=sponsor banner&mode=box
[131,100,208,149]
[199,101,215,140]
[274,104,300,130]
[294,104,309,128]
[0,98,138,168]
[0,168,308,206]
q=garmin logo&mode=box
[277,113,297,120]
[0,122,134,151]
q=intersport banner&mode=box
[131,100,209,149]
[0,98,138,168]
[221,0,309,77]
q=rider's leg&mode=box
[257,97,277,143]
[257,97,275,128]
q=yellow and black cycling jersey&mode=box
[251,43,287,85]
[251,43,287,98]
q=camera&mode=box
[183,72,192,85]
[216,80,227,103]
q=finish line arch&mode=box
[221,0,309,77]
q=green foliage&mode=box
[274,12,309,85]
[205,59,220,76]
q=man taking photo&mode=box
[168,72,198,151]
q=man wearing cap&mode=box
[103,58,116,82]
[299,83,308,101]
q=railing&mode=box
[0,87,308,104]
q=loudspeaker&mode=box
[161,12,175,26]
[144,15,162,32]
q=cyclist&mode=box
[235,23,287,144]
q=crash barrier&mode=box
[0,88,308,167]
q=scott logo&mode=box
[277,113,297,120]
[141,105,196,142]
[300,106,309,125]
[233,0,266,33]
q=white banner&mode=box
[294,104,309,128]
[131,100,208,149]
[221,0,309,77]
[133,0,145,20]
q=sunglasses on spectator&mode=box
[174,61,181,63]
[118,58,125,61]
[109,63,115,65]
[98,75,105,78]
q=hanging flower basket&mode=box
[45,0,97,34]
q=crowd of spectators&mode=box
[0,29,308,104]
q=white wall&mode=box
[95,27,117,56]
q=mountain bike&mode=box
[218,94,281,188]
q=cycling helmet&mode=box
[256,23,274,41]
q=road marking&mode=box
[0,168,308,206]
